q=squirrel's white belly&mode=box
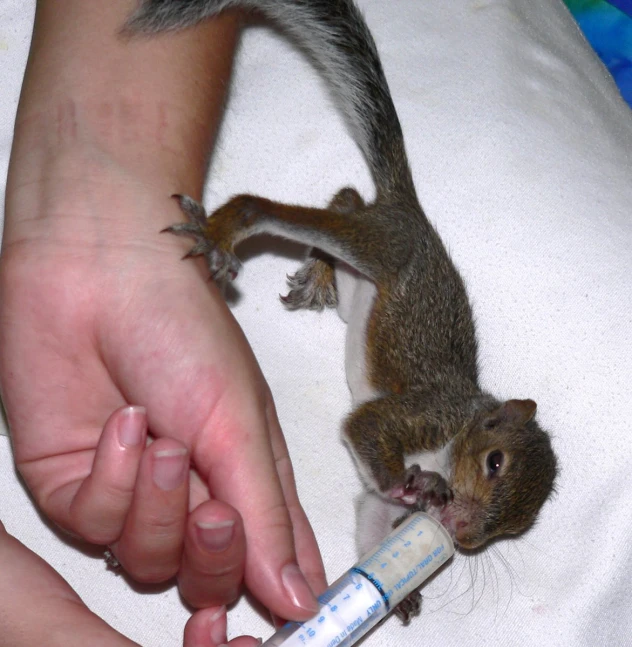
[404,443,452,481]
[335,262,378,405]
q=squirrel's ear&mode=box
[484,399,537,428]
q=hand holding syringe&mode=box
[261,512,454,647]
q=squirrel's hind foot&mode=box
[393,590,422,625]
[164,194,241,285]
[281,254,337,311]
[280,187,364,310]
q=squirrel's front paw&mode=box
[163,194,241,284]
[389,465,452,510]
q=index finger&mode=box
[193,385,320,622]
[265,395,327,597]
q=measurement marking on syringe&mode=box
[350,567,391,611]
[259,513,454,647]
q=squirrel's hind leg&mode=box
[281,188,365,310]
[166,186,397,285]
[281,253,337,311]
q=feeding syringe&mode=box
[262,511,454,647]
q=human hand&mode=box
[1,0,325,620]
[0,148,325,617]
[0,518,260,647]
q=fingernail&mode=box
[208,606,227,645]
[270,612,285,629]
[118,406,146,447]
[152,448,188,491]
[281,563,319,614]
[196,520,235,552]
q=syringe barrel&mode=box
[261,512,454,647]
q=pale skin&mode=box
[0,0,326,642]
[0,518,255,647]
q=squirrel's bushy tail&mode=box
[126,0,415,198]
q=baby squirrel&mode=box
[127,0,558,620]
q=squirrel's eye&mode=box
[486,451,504,478]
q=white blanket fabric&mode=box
[1,0,631,645]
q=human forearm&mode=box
[5,0,239,241]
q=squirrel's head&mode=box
[442,399,558,550]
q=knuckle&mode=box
[72,509,124,545]
[141,510,184,534]
[92,485,134,518]
[126,562,179,584]
[117,545,181,583]
[194,558,242,580]
[260,501,294,536]
[183,584,241,610]
[77,526,119,546]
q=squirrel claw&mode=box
[394,590,422,625]
[171,194,207,226]
[391,465,452,511]
[164,194,241,284]
[281,257,337,311]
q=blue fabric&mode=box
[565,0,632,107]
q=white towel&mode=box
[1,0,631,644]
